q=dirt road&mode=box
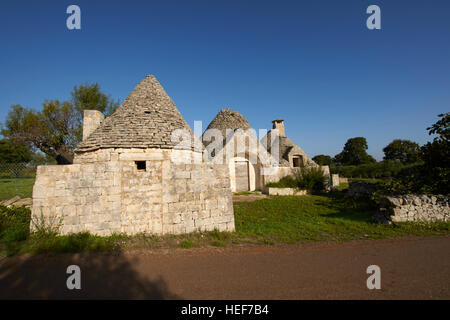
[0,236,449,299]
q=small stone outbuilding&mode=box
[260,119,330,185]
[202,108,267,192]
[202,109,328,192]
[31,75,235,236]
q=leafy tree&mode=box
[382,139,421,164]
[389,113,450,194]
[1,84,119,164]
[427,112,449,142]
[71,83,119,117]
[333,137,376,166]
[312,154,332,166]
[419,113,450,193]
[0,138,33,163]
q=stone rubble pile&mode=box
[0,196,32,209]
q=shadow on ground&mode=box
[314,193,376,223]
[0,251,180,299]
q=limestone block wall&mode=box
[379,195,450,223]
[32,148,234,236]
[265,188,308,196]
[262,167,299,185]
[32,162,122,236]
[261,165,331,187]
[161,163,234,234]
[331,174,340,187]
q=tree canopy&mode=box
[0,138,33,163]
[1,83,119,164]
[312,154,333,166]
[391,113,450,194]
[382,139,421,164]
[333,137,376,166]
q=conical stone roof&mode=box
[75,75,196,153]
[203,108,251,142]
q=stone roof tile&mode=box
[75,75,198,153]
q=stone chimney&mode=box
[82,110,104,141]
[272,119,285,137]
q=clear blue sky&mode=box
[0,0,449,160]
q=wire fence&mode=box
[0,163,38,201]
[0,163,38,179]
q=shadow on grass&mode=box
[313,192,377,223]
[0,251,180,299]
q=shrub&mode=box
[330,161,421,179]
[27,232,119,254]
[30,212,63,238]
[265,175,298,188]
[295,166,328,193]
[383,163,450,195]
[0,205,31,243]
[265,166,328,193]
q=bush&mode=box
[265,175,298,188]
[27,232,118,254]
[265,166,328,193]
[295,166,328,193]
[0,205,31,243]
[330,161,421,179]
[382,163,450,195]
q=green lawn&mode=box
[0,178,35,201]
[234,195,449,243]
[1,193,449,256]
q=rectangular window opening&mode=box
[135,161,146,171]
[292,156,303,168]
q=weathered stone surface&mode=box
[331,174,340,187]
[75,75,201,153]
[31,149,235,236]
[260,127,316,168]
[82,110,104,141]
[266,188,308,196]
[202,108,251,150]
[1,196,21,207]
[1,196,32,209]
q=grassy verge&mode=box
[1,193,449,256]
[334,182,349,192]
[234,191,262,196]
[234,194,449,243]
[0,178,35,201]
[347,178,386,184]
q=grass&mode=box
[348,178,386,184]
[334,182,349,192]
[234,194,449,243]
[265,176,298,188]
[1,193,449,257]
[234,191,261,196]
[0,178,35,201]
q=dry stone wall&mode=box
[32,149,234,236]
[374,194,450,224]
[32,162,122,236]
